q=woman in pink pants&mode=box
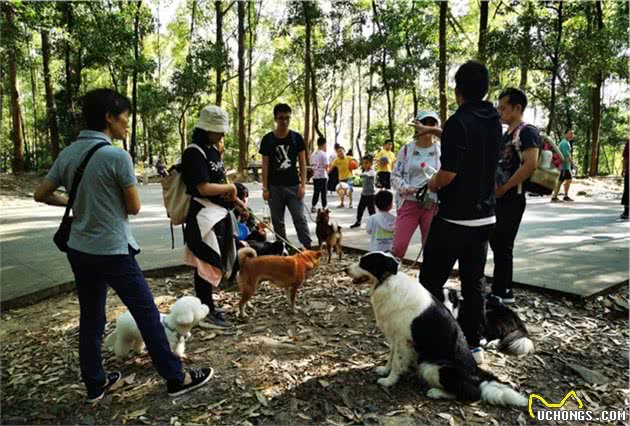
[391,111,442,258]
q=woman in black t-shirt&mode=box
[181,106,244,328]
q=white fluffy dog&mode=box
[105,296,209,359]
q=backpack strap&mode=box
[63,142,109,220]
[511,122,533,194]
[185,143,207,159]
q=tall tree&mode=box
[546,1,563,134]
[4,3,25,172]
[589,0,603,176]
[303,2,313,153]
[237,0,247,172]
[41,29,60,159]
[478,0,489,63]
[130,1,142,163]
[438,0,448,125]
[215,0,224,106]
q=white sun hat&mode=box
[195,105,231,133]
[415,110,440,126]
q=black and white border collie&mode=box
[346,251,528,406]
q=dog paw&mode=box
[377,377,397,387]
[426,388,453,400]
[375,366,390,376]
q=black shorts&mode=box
[559,170,572,182]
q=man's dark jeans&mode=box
[419,217,494,348]
[268,184,312,248]
[67,247,185,397]
[489,195,526,296]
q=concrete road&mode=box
[1,182,627,308]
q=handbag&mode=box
[53,142,108,252]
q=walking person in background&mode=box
[350,154,377,229]
[551,129,576,202]
[621,141,629,220]
[310,136,329,213]
[489,88,540,304]
[259,103,312,249]
[418,61,502,365]
[391,110,441,258]
[34,89,213,401]
[375,140,396,189]
[182,105,243,329]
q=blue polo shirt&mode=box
[46,130,139,255]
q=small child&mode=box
[366,190,396,252]
[310,137,329,213]
[350,155,377,228]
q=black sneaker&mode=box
[349,222,361,229]
[87,371,122,403]
[167,368,214,397]
[501,289,515,304]
[563,196,574,202]
[206,311,232,328]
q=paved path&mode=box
[1,183,627,308]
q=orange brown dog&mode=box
[237,248,322,317]
[315,208,343,263]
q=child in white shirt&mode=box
[367,190,396,252]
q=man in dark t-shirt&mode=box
[259,103,312,249]
[490,88,540,304]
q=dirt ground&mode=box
[1,253,628,426]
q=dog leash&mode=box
[247,209,305,254]
[403,191,440,273]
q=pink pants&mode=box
[392,200,437,258]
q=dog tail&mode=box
[498,330,535,355]
[238,247,257,265]
[479,379,528,407]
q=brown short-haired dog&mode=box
[316,208,343,263]
[237,248,322,317]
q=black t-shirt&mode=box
[258,130,305,186]
[437,101,502,221]
[496,124,541,198]
[181,143,232,209]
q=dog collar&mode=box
[161,317,185,341]
[373,272,394,290]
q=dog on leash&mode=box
[345,252,528,406]
[105,296,208,359]
[443,287,534,356]
[315,208,342,263]
[237,248,322,317]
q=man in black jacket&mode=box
[420,60,502,365]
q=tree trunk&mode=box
[4,4,25,172]
[519,3,532,90]
[41,30,61,159]
[350,78,355,154]
[63,2,77,144]
[366,57,373,146]
[215,0,224,106]
[583,125,591,176]
[589,0,603,177]
[237,1,247,172]
[303,3,313,153]
[438,0,448,125]
[355,63,363,159]
[546,1,563,134]
[247,1,255,153]
[27,35,39,169]
[478,0,489,63]
[130,1,142,164]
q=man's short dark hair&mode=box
[499,87,528,112]
[383,140,393,146]
[81,88,131,131]
[362,154,373,162]
[375,190,393,211]
[317,137,327,147]
[273,103,292,117]
[564,128,572,135]
[336,145,345,152]
[455,60,489,102]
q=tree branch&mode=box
[251,72,305,111]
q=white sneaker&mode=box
[470,347,484,365]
